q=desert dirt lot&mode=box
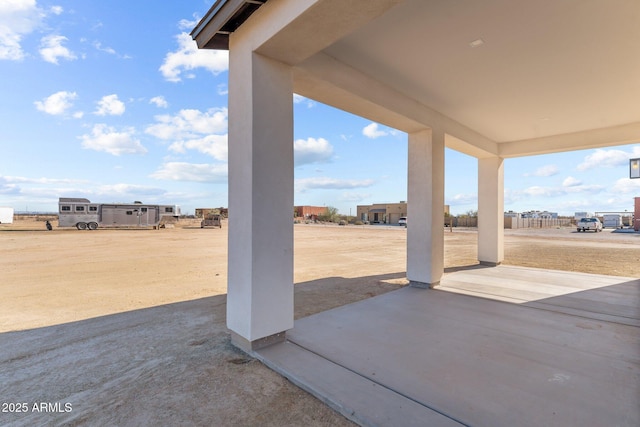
[1,217,638,426]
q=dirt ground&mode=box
[0,217,638,426]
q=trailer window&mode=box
[141,207,147,212]
[61,206,71,212]
[75,206,85,212]
[89,206,97,212]
[126,211,133,215]
[165,207,174,213]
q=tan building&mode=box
[357,202,449,225]
[357,202,406,224]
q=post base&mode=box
[230,330,287,353]
[479,261,502,267]
[409,280,439,289]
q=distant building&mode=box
[357,202,450,225]
[574,211,593,220]
[521,210,558,219]
[294,205,327,220]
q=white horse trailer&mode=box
[0,207,14,224]
[602,214,623,229]
[58,198,180,230]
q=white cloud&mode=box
[563,183,604,194]
[95,183,166,197]
[0,176,20,195]
[0,30,24,61]
[522,186,566,198]
[293,94,316,108]
[93,41,116,55]
[34,91,77,115]
[146,108,228,161]
[577,147,640,171]
[447,193,478,205]
[146,107,227,140]
[50,6,63,15]
[611,177,640,194]
[80,124,147,156]
[92,41,130,59]
[562,176,581,187]
[340,192,372,202]
[178,17,199,31]
[2,175,85,185]
[150,162,227,183]
[95,94,125,116]
[294,137,334,166]
[525,164,558,177]
[159,32,228,82]
[295,177,374,192]
[514,183,604,199]
[39,34,76,64]
[0,0,44,61]
[362,122,388,139]
[149,96,168,108]
[169,134,228,162]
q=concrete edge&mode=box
[254,340,465,427]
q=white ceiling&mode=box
[319,0,640,144]
[193,0,640,157]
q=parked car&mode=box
[398,217,407,227]
[577,217,602,232]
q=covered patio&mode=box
[191,1,640,425]
[257,266,639,426]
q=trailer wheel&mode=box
[88,222,98,230]
[76,222,87,230]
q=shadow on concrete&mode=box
[524,279,640,326]
[444,263,489,274]
[257,270,640,427]
[294,272,406,319]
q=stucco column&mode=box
[407,128,445,287]
[478,156,504,265]
[227,49,294,351]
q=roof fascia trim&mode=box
[191,0,267,50]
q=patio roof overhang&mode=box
[192,0,640,159]
[191,0,269,50]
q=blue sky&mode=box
[1,1,638,216]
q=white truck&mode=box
[576,217,602,232]
[0,207,14,224]
[58,198,180,230]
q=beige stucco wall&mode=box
[357,203,406,223]
[357,203,450,224]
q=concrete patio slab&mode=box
[257,267,640,427]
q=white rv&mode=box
[0,207,14,224]
[58,198,180,230]
[574,212,592,221]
